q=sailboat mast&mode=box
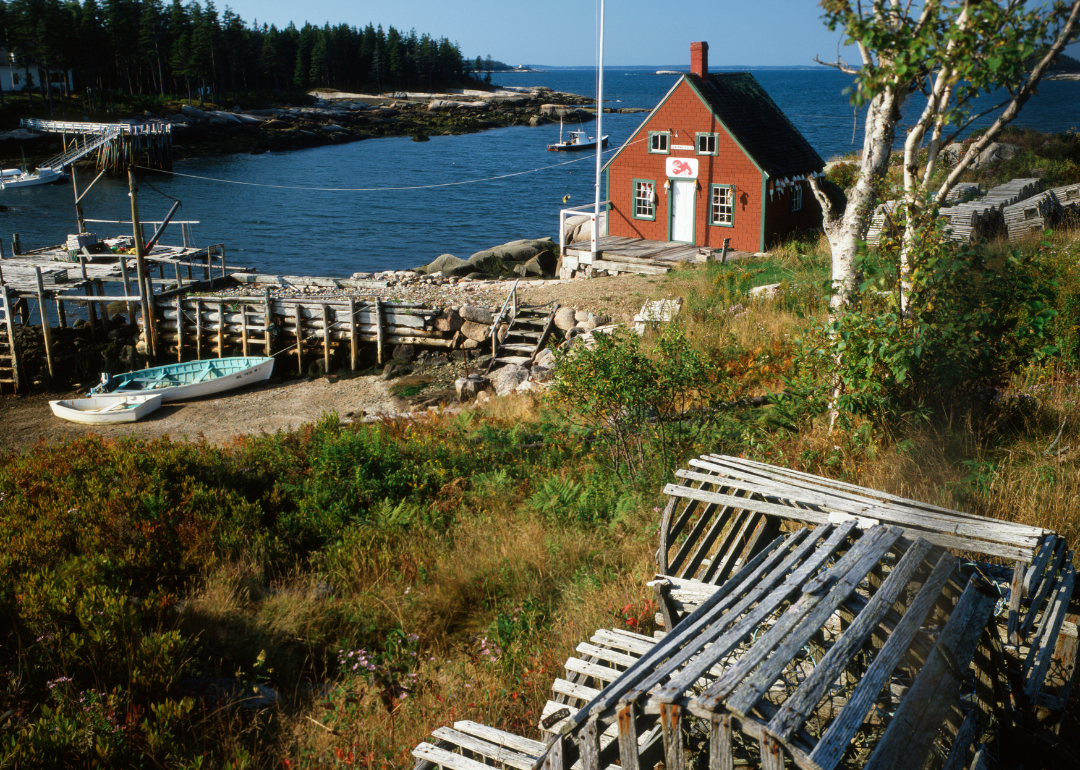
[592,0,605,257]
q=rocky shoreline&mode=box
[2,86,649,167]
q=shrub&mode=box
[790,218,1059,424]
[551,326,725,481]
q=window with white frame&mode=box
[634,180,656,220]
[11,73,19,86]
[696,132,718,155]
[791,183,804,212]
[710,184,734,226]
[649,131,670,154]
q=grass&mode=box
[3,222,1080,766]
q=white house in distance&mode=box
[0,47,74,93]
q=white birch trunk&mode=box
[809,86,904,310]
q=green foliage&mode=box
[789,219,1059,424]
[1029,236,1080,369]
[1,1,476,117]
[822,0,1071,122]
[825,161,859,191]
[551,327,724,481]
[527,472,644,529]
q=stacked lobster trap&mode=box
[412,456,1079,770]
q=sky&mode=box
[216,0,860,68]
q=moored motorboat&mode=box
[89,356,275,402]
[49,393,164,424]
[547,129,609,152]
[0,167,65,190]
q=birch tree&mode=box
[809,0,1080,310]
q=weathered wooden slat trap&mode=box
[412,455,1079,770]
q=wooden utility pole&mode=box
[128,169,157,358]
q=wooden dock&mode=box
[20,119,173,174]
[0,240,521,393]
[563,236,727,276]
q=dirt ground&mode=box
[0,373,401,451]
[0,274,675,453]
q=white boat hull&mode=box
[50,394,164,425]
[101,357,275,402]
[0,168,65,190]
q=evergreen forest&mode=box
[0,0,495,107]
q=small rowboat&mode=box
[90,356,275,402]
[50,394,164,425]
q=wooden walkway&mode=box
[564,236,755,276]
[564,236,713,275]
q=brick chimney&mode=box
[690,41,709,77]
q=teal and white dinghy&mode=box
[90,357,274,402]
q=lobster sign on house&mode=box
[604,42,826,254]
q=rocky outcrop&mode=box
[513,250,557,278]
[181,104,211,120]
[414,238,558,279]
[539,105,596,122]
[562,212,608,246]
[428,100,489,111]
[494,364,530,395]
[459,320,490,342]
[415,254,471,276]
[455,374,491,401]
[553,307,578,331]
[459,305,494,324]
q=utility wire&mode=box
[133,137,638,193]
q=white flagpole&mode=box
[592,0,605,257]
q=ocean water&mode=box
[4,68,1079,277]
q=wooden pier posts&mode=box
[33,267,55,380]
[147,292,454,377]
[176,296,183,362]
[294,304,303,374]
[375,297,384,365]
[349,297,358,371]
[119,258,135,326]
[79,257,98,338]
[322,305,331,373]
[128,169,157,358]
[263,289,272,356]
[217,301,225,358]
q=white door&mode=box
[670,180,695,243]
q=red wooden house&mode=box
[602,42,825,256]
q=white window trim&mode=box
[696,132,718,156]
[710,184,734,227]
[649,131,671,155]
[790,183,804,213]
[633,179,657,221]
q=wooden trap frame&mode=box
[413,455,1079,770]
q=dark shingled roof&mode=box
[685,72,824,179]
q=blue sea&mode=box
[4,68,1079,277]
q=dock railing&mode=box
[559,201,609,259]
[20,118,173,137]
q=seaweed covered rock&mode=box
[414,254,470,276]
